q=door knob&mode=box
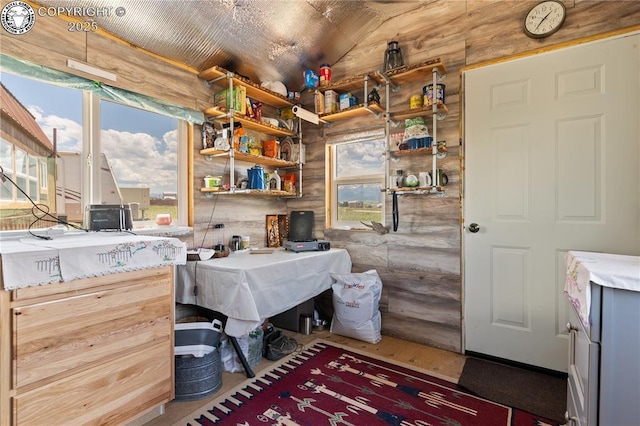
[566,322,578,333]
[468,223,480,233]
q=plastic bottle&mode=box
[271,169,281,191]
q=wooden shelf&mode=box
[199,65,294,109]
[319,102,384,122]
[384,58,446,85]
[200,187,297,197]
[385,186,445,195]
[391,147,435,157]
[391,103,448,121]
[203,109,295,137]
[316,72,385,94]
[199,148,298,168]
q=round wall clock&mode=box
[523,0,566,39]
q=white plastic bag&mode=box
[219,328,263,373]
[330,269,382,343]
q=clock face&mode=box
[524,0,566,38]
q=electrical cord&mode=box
[195,156,229,252]
[0,165,89,239]
[189,155,231,303]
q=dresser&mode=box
[564,251,640,426]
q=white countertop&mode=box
[565,250,640,326]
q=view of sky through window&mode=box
[1,73,177,198]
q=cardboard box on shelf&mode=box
[339,92,358,110]
[314,91,324,114]
[282,173,296,193]
[214,86,247,115]
[263,139,278,158]
[324,90,338,114]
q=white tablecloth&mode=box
[1,232,187,290]
[564,250,640,327]
[175,248,352,336]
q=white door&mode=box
[463,34,640,372]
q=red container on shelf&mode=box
[319,64,331,87]
[263,139,278,158]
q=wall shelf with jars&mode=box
[314,73,386,123]
[382,58,448,198]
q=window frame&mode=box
[39,160,47,191]
[326,137,386,230]
[1,72,190,231]
[94,95,187,227]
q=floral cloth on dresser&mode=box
[1,233,186,290]
[564,251,640,327]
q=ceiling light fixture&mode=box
[66,59,117,82]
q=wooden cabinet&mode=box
[0,267,175,426]
[198,66,303,197]
[566,284,640,425]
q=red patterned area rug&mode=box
[176,340,560,426]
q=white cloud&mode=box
[29,105,82,151]
[101,129,177,194]
[32,109,178,195]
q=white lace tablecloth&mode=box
[1,232,187,290]
[175,248,352,337]
[564,251,640,327]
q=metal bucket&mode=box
[174,317,223,401]
[174,348,222,401]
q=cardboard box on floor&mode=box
[270,298,314,333]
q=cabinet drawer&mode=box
[566,376,583,426]
[568,303,599,426]
[13,340,172,425]
[13,268,173,388]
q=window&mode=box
[39,160,47,201]
[99,99,181,224]
[13,148,39,202]
[1,72,187,232]
[328,137,386,228]
[0,139,14,202]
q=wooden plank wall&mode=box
[293,0,640,353]
[2,0,638,353]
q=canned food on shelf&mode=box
[423,83,446,106]
[410,95,422,110]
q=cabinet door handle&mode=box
[566,322,578,333]
[565,411,577,424]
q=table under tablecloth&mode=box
[564,250,640,327]
[175,248,352,336]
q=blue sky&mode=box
[1,72,178,195]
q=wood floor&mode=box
[142,331,467,426]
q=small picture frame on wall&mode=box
[278,214,289,243]
[266,215,280,247]
[266,214,289,247]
